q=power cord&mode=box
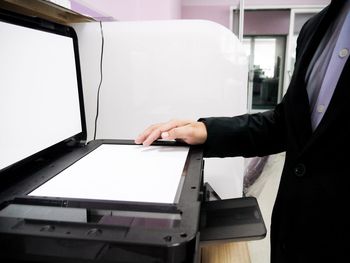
[93,21,104,140]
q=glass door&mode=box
[243,36,286,112]
[231,0,245,41]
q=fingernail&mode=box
[161,132,169,138]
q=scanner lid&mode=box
[0,9,87,172]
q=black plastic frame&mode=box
[0,140,204,263]
[0,8,87,174]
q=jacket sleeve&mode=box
[198,7,327,159]
[199,101,287,158]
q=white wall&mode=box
[73,20,248,198]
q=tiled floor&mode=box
[245,153,285,263]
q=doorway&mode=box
[243,36,286,112]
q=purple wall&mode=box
[182,5,230,28]
[182,0,330,30]
[71,1,113,21]
[244,10,290,35]
[71,0,330,30]
[183,0,330,6]
[244,0,329,6]
[181,6,291,33]
[71,0,181,21]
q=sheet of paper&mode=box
[29,144,189,203]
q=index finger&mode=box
[135,123,162,144]
[135,119,194,145]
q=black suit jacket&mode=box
[201,1,349,262]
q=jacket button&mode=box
[294,163,306,177]
[281,242,287,252]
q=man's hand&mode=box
[135,119,208,146]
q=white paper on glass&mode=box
[29,144,189,204]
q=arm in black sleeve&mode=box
[199,102,287,158]
[199,6,330,159]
